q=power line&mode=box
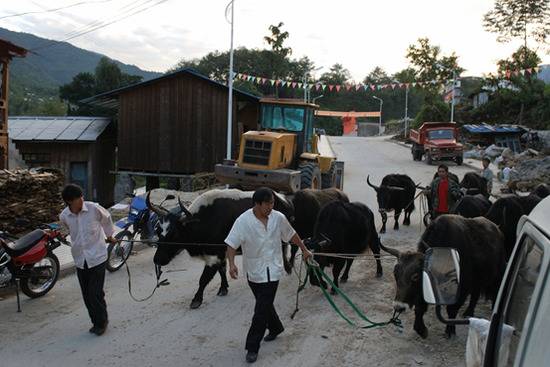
[30,0,170,52]
[0,0,116,20]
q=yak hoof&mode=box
[340,277,348,283]
[445,325,456,339]
[376,271,383,278]
[217,288,228,297]
[415,325,428,339]
[190,299,202,309]
[379,228,386,234]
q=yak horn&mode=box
[178,196,193,218]
[366,175,379,191]
[146,192,169,216]
[379,242,401,258]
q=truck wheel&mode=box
[456,156,463,165]
[321,161,336,188]
[426,152,433,165]
[299,162,322,189]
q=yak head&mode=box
[147,192,199,266]
[366,175,406,213]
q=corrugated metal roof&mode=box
[463,123,526,134]
[80,68,260,108]
[8,116,111,141]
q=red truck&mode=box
[409,122,463,165]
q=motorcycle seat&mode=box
[4,229,46,257]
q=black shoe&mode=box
[263,329,283,342]
[89,326,97,334]
[246,351,258,363]
[92,321,108,336]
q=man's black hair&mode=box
[437,164,449,172]
[62,184,83,203]
[253,187,274,204]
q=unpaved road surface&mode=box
[0,136,491,367]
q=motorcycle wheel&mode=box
[106,230,134,272]
[20,252,60,298]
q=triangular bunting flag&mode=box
[316,84,321,91]
[336,85,341,92]
[370,85,376,91]
[412,82,417,87]
[346,85,352,91]
[292,82,297,88]
[270,79,276,86]
[251,77,256,82]
[356,85,362,91]
[391,84,396,90]
[280,81,287,87]
[534,67,540,73]
[322,84,327,91]
[328,85,334,91]
[276,80,281,86]
[298,83,303,88]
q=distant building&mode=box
[82,68,260,191]
[462,123,526,152]
[8,116,115,206]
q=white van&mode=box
[423,196,550,366]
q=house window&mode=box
[22,152,51,164]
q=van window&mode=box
[498,236,543,366]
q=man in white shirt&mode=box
[59,184,117,336]
[225,187,312,364]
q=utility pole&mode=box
[450,70,456,122]
[225,0,234,160]
[404,85,409,137]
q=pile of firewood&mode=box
[0,168,65,234]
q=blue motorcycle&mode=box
[106,193,174,272]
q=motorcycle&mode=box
[106,193,175,272]
[0,223,67,312]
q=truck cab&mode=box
[409,122,463,165]
[423,196,550,366]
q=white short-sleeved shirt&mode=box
[59,201,115,269]
[225,209,296,283]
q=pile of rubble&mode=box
[0,168,65,233]
[509,156,550,192]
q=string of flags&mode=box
[233,72,449,92]
[234,65,542,93]
[498,66,540,79]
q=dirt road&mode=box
[0,136,490,366]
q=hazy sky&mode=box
[2,0,549,80]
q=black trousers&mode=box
[76,261,108,328]
[246,280,283,353]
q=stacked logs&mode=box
[0,168,65,234]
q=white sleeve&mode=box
[225,218,243,249]
[279,213,296,243]
[95,203,115,237]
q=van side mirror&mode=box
[423,247,461,305]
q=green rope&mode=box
[306,260,402,330]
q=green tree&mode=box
[484,0,550,54]
[95,57,123,93]
[363,66,392,84]
[319,64,351,85]
[263,22,292,58]
[59,58,143,116]
[406,38,464,83]
[406,38,464,124]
